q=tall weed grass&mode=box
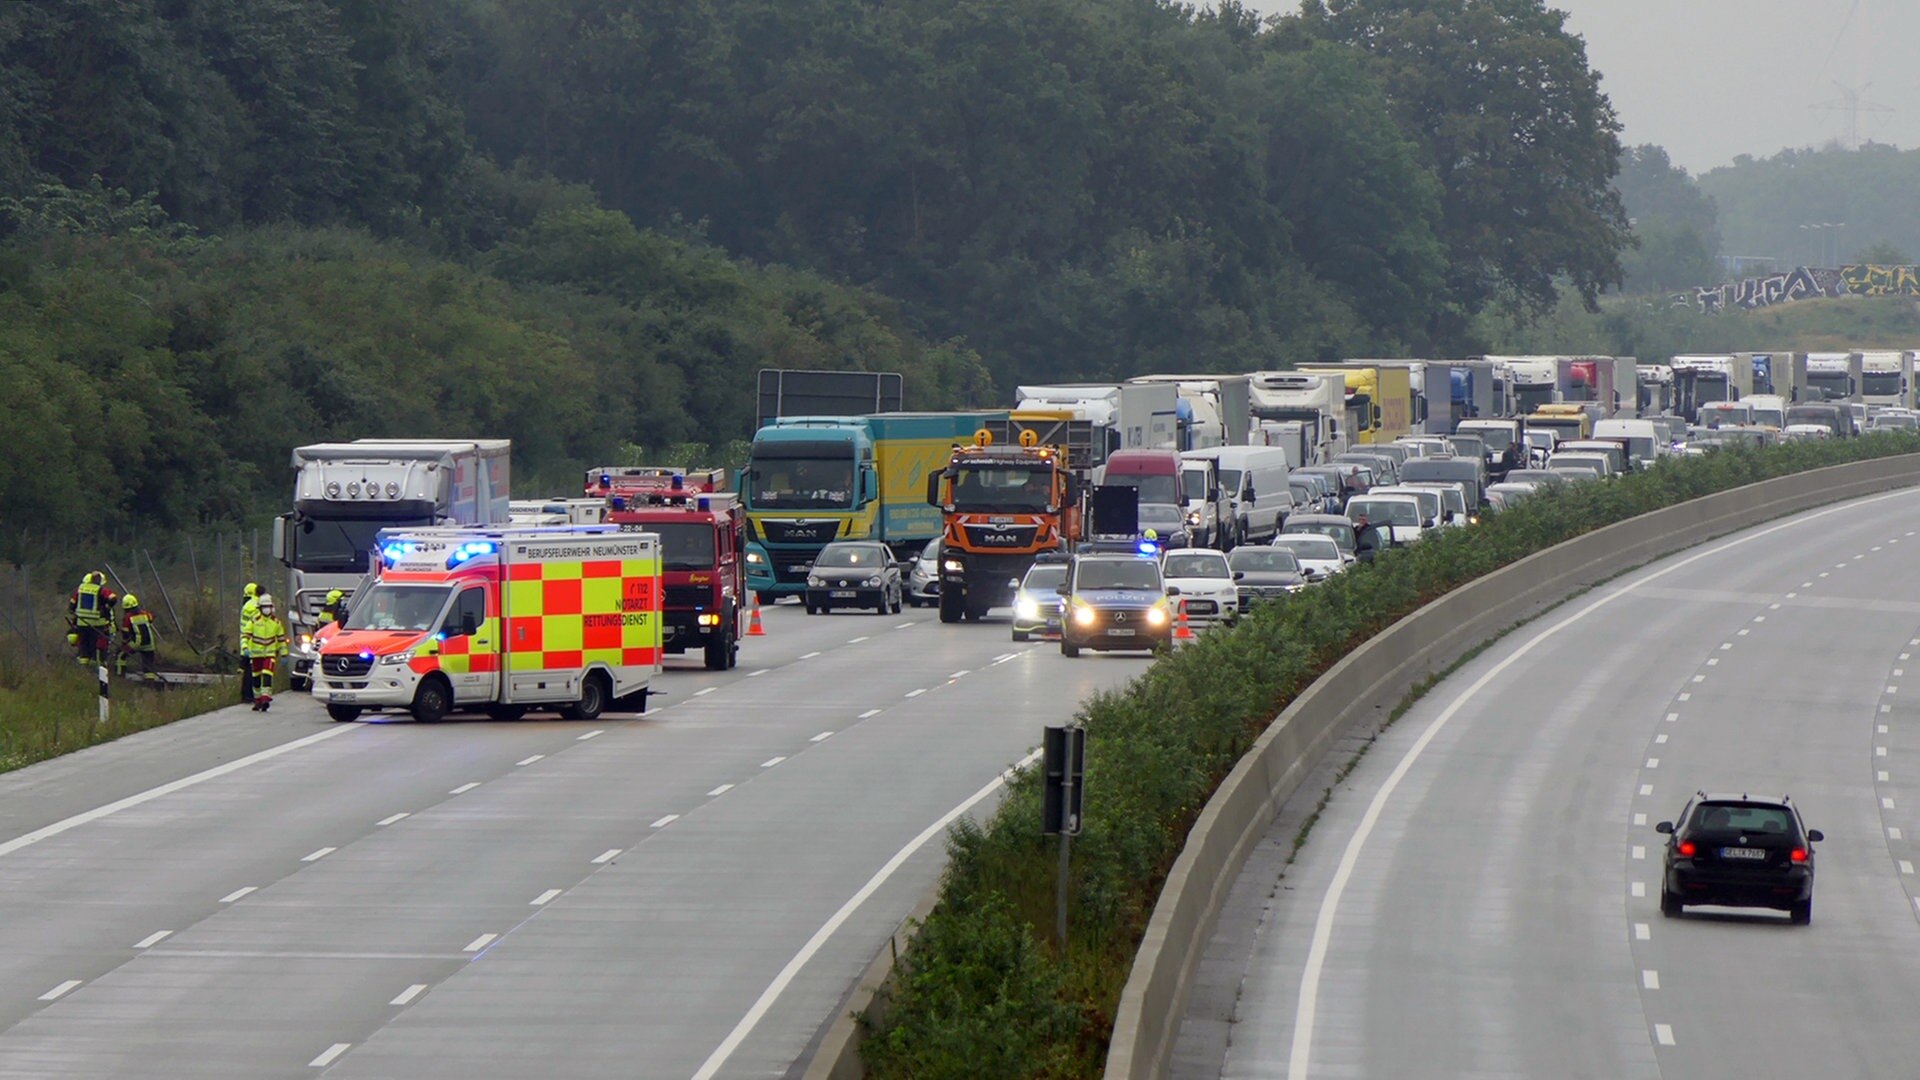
[0,640,236,773]
[861,433,1920,1079]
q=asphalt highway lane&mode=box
[1191,488,1920,1079]
[0,599,1150,1077]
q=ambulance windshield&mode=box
[343,584,452,633]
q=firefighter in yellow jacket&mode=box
[117,594,159,679]
[237,581,261,704]
[244,593,289,711]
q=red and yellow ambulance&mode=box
[312,526,662,723]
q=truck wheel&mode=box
[563,673,609,722]
[938,588,962,624]
[410,677,451,724]
[704,629,733,670]
[326,704,361,723]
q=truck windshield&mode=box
[294,517,428,573]
[1751,409,1784,429]
[750,457,855,510]
[1108,474,1179,505]
[650,522,718,571]
[342,584,452,633]
[1181,468,1210,503]
[951,464,1051,512]
[1349,499,1420,526]
[1513,385,1554,413]
[1807,373,1851,399]
[1462,426,1513,451]
[1865,372,1904,397]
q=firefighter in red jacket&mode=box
[244,593,289,711]
[117,594,159,679]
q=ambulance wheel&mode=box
[485,704,527,722]
[563,673,609,722]
[410,677,451,724]
[326,705,361,723]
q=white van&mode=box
[1190,446,1296,545]
[1592,418,1663,468]
[1366,485,1446,531]
[1346,492,1430,544]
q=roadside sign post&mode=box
[1042,723,1085,947]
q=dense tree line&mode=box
[1699,144,1920,270]
[0,0,1635,537]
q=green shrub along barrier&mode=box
[858,432,1920,1079]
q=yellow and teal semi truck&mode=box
[742,413,1003,601]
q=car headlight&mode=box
[864,575,882,587]
[1146,604,1169,627]
[1014,597,1041,621]
[807,575,824,587]
[1072,604,1096,627]
[942,558,964,572]
[377,650,415,666]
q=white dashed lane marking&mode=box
[462,934,497,952]
[1642,970,1660,990]
[309,1043,352,1068]
[132,930,171,949]
[37,980,80,1002]
[390,984,428,1007]
[1655,1024,1676,1047]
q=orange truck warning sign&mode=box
[313,525,662,723]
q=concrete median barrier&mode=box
[1102,452,1920,1078]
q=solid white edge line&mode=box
[0,726,353,861]
[132,930,172,949]
[690,748,1043,1080]
[309,1043,352,1068]
[390,984,428,1007]
[37,979,80,1002]
[1284,490,1911,1080]
[463,933,497,952]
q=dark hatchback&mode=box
[1657,792,1822,924]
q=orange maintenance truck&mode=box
[926,423,1085,623]
[312,525,662,723]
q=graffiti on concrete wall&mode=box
[1675,265,1920,313]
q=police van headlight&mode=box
[1014,597,1041,621]
[377,650,415,666]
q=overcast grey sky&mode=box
[1242,1,1919,177]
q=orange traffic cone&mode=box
[1172,600,1195,642]
[747,597,767,637]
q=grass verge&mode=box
[858,433,1920,1079]
[0,644,238,774]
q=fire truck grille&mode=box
[663,585,710,610]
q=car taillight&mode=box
[1677,840,1696,857]
[1790,847,1808,863]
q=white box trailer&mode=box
[1015,382,1179,462]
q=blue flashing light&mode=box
[696,496,711,512]
[600,473,612,488]
[1137,539,1159,556]
[447,540,499,569]
[610,496,628,511]
[672,473,685,490]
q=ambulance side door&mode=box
[444,586,495,702]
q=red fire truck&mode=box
[587,467,746,670]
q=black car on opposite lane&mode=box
[1656,791,1822,924]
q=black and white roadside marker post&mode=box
[1042,723,1085,947]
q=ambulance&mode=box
[312,525,662,723]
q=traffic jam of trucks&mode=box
[259,343,1920,712]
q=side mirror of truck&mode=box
[1055,585,1071,597]
[926,473,941,507]
[271,514,290,562]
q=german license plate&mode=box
[1720,847,1766,860]
[330,692,357,703]
[788,564,812,573]
[830,590,857,598]
[1106,628,1136,637]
